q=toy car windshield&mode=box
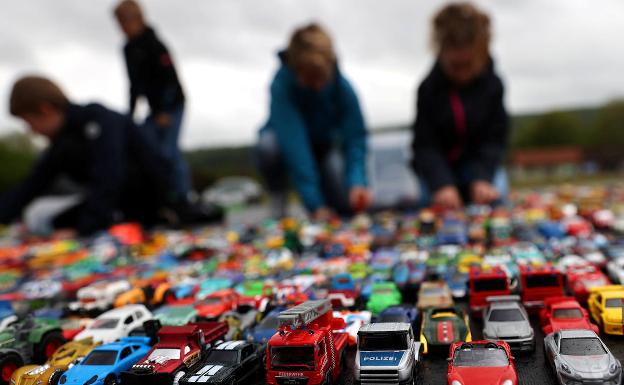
[147,348,180,361]
[474,279,507,292]
[553,308,583,318]
[91,318,119,329]
[525,274,560,288]
[358,333,408,351]
[453,345,508,367]
[560,338,606,356]
[605,298,624,308]
[82,350,118,365]
[422,287,444,295]
[270,346,315,370]
[488,309,525,322]
[378,314,409,323]
[204,350,238,364]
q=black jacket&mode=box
[0,104,172,235]
[124,26,185,116]
[411,59,509,193]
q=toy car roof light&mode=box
[486,295,522,303]
[278,299,332,330]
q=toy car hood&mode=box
[484,321,532,339]
[63,363,109,385]
[185,363,235,383]
[133,351,184,374]
[560,353,612,374]
[451,365,515,385]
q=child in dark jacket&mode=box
[0,76,173,235]
[257,23,370,219]
[114,0,190,200]
[411,2,509,210]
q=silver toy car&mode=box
[544,329,622,385]
[482,295,535,352]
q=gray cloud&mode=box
[1,0,623,148]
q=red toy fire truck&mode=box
[518,263,564,312]
[266,299,348,385]
[468,266,511,316]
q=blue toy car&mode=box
[444,266,469,298]
[377,305,420,329]
[59,336,151,385]
[243,307,283,344]
[393,261,426,289]
[436,218,468,245]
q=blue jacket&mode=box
[262,53,368,211]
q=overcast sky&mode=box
[1,0,623,148]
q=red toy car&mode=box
[266,299,348,385]
[566,264,611,303]
[194,288,239,320]
[539,296,599,335]
[121,321,228,385]
[518,264,564,312]
[468,266,511,316]
[447,340,517,385]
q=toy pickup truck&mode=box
[266,299,348,385]
[121,322,228,385]
[355,322,421,385]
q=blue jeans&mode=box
[255,129,351,215]
[141,105,191,199]
[417,167,509,207]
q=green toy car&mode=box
[366,282,402,315]
[419,306,471,355]
[0,317,66,385]
[153,305,199,326]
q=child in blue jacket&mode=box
[257,23,370,218]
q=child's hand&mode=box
[471,180,499,204]
[433,185,463,210]
[155,113,172,127]
[349,186,372,213]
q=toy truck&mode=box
[518,264,564,312]
[468,266,511,316]
[121,322,228,385]
[355,323,421,385]
[266,299,348,385]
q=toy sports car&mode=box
[587,285,624,335]
[420,306,471,354]
[365,282,402,315]
[482,296,535,352]
[544,329,621,385]
[416,281,453,310]
[11,338,100,385]
[447,340,517,385]
[179,341,264,385]
[539,297,599,335]
[243,307,282,345]
[59,336,152,385]
[73,305,153,344]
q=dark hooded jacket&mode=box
[123,26,185,116]
[0,103,172,235]
[411,59,509,194]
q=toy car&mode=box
[518,263,564,312]
[0,301,17,333]
[333,310,372,345]
[377,305,419,328]
[121,322,228,385]
[436,217,467,245]
[544,329,621,385]
[447,340,517,385]
[539,297,599,335]
[327,273,360,309]
[154,305,199,326]
[606,256,624,285]
[444,267,469,299]
[68,280,132,313]
[366,282,402,315]
[482,296,535,352]
[420,306,471,355]
[588,285,624,335]
[73,305,153,344]
[0,316,66,380]
[243,307,282,345]
[178,341,264,385]
[416,281,453,309]
[219,307,258,341]
[354,322,421,385]
[59,336,152,385]
[468,266,510,315]
[11,337,100,385]
[567,264,610,303]
[194,289,239,320]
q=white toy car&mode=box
[69,280,132,312]
[73,304,153,343]
[607,256,624,285]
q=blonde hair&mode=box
[113,0,144,22]
[432,2,490,55]
[10,75,69,116]
[287,23,336,79]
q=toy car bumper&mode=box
[557,369,621,385]
[501,337,535,352]
[121,371,173,385]
[602,320,624,335]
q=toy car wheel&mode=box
[35,330,66,363]
[172,370,185,385]
[0,354,23,385]
[104,374,118,385]
[49,370,64,385]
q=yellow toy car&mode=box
[588,285,624,335]
[11,337,100,385]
